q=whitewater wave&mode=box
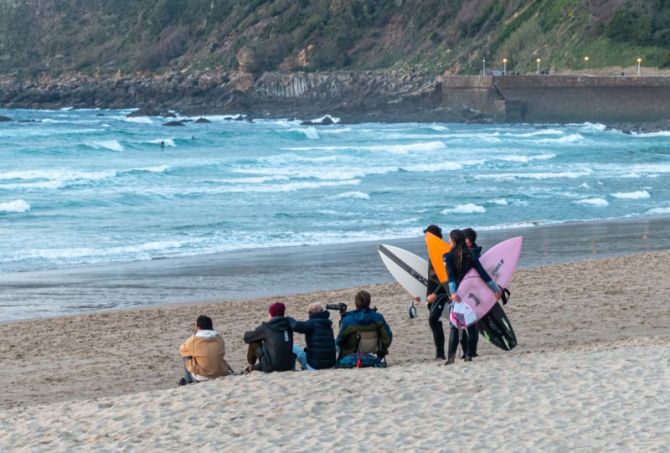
[145,138,176,147]
[370,141,447,154]
[124,116,153,124]
[402,161,463,172]
[537,133,584,144]
[508,128,565,137]
[332,191,370,200]
[0,169,116,182]
[19,240,187,262]
[645,207,670,215]
[575,197,609,207]
[299,127,320,140]
[475,169,592,181]
[441,203,486,214]
[577,122,608,132]
[0,199,31,213]
[630,130,670,138]
[283,141,447,153]
[87,140,124,152]
[496,153,557,163]
[309,114,340,124]
[611,190,651,200]
[129,165,171,174]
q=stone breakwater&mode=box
[1,71,670,128]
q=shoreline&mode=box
[1,247,669,412]
[2,215,670,323]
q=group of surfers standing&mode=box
[423,225,502,365]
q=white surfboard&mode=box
[378,244,429,304]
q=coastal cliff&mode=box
[2,70,670,129]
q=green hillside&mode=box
[0,0,669,77]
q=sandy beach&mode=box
[1,250,670,450]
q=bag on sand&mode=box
[336,352,387,369]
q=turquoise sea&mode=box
[2,108,670,275]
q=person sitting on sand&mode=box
[336,290,392,362]
[179,315,232,385]
[423,224,450,360]
[289,303,336,370]
[444,229,501,365]
[243,302,295,373]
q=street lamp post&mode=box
[637,57,642,76]
[536,58,541,75]
[482,58,486,77]
[584,56,589,71]
[503,58,508,76]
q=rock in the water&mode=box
[0,115,12,122]
[163,120,185,127]
[194,117,211,123]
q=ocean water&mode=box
[1,108,670,274]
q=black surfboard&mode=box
[478,302,517,351]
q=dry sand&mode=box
[1,250,670,450]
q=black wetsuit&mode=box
[426,261,448,359]
[444,246,492,359]
[459,244,483,357]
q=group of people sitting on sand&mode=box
[178,290,393,385]
[178,225,499,384]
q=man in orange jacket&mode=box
[179,315,232,385]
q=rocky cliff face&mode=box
[0,70,454,122]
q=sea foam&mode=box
[333,191,370,200]
[441,203,486,214]
[575,197,609,207]
[0,199,31,213]
[611,190,651,200]
[88,140,124,152]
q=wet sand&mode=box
[2,216,670,322]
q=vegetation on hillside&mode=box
[0,0,669,78]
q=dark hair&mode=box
[463,227,477,243]
[196,315,213,331]
[354,290,371,310]
[423,224,442,239]
[449,229,470,278]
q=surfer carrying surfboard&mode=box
[444,229,502,365]
[423,224,450,360]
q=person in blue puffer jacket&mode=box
[289,303,336,370]
[336,290,393,360]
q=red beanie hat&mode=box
[268,302,285,317]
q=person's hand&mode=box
[486,280,502,296]
[426,293,436,303]
[450,293,461,303]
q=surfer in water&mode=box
[422,224,449,360]
[444,229,502,364]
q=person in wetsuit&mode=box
[459,227,483,358]
[444,229,501,364]
[423,224,449,360]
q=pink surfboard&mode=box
[449,236,523,328]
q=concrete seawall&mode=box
[440,75,670,124]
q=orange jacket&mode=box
[179,330,232,379]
